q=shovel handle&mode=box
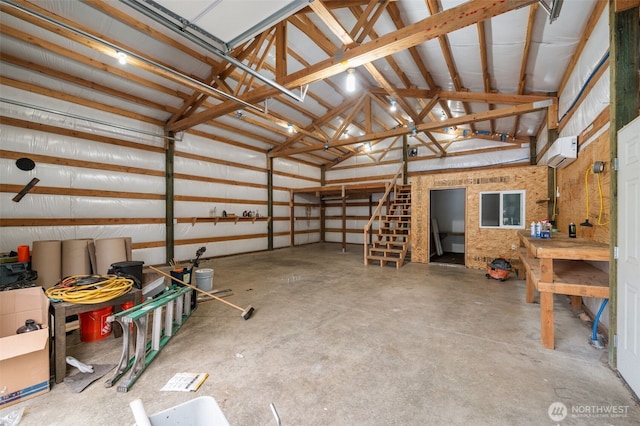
[148,265,244,313]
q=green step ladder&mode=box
[104,285,194,392]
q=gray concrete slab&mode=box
[2,243,638,425]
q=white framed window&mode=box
[479,190,525,229]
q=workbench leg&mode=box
[570,296,582,310]
[54,307,67,384]
[525,273,535,304]
[540,292,555,349]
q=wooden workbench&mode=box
[49,288,142,384]
[516,230,609,349]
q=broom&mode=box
[149,266,255,320]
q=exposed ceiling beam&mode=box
[168,0,535,132]
[368,88,552,104]
[511,3,538,136]
[272,100,553,157]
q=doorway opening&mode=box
[430,188,466,266]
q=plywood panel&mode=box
[556,133,610,244]
[413,166,548,269]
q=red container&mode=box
[17,245,30,263]
[79,306,113,342]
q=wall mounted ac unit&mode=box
[545,136,577,168]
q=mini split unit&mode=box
[544,135,577,168]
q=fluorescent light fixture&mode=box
[390,99,397,112]
[116,51,127,64]
[346,69,356,92]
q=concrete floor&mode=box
[2,243,638,425]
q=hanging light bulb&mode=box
[390,99,397,112]
[346,69,356,92]
[288,123,294,134]
[116,51,127,65]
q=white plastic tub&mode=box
[136,396,230,426]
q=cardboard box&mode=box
[0,287,50,408]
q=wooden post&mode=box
[320,165,326,242]
[290,189,295,247]
[165,132,175,263]
[341,185,346,252]
[525,273,535,304]
[402,135,408,185]
[320,198,325,242]
[540,292,555,349]
[529,136,536,165]
[368,193,373,247]
[267,157,274,250]
[608,0,639,368]
[547,127,558,222]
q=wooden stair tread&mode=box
[367,255,402,261]
[370,247,405,253]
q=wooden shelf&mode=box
[182,216,271,226]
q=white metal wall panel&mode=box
[558,8,609,119]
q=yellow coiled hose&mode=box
[45,274,134,304]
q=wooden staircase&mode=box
[364,164,411,269]
[365,185,411,268]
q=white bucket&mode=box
[195,268,214,292]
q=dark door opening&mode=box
[430,188,465,266]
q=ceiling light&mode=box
[390,99,397,112]
[346,69,356,92]
[116,51,127,65]
[288,123,294,134]
[363,142,371,153]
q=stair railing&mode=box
[363,163,405,264]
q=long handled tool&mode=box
[149,265,255,320]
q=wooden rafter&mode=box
[272,100,553,157]
[330,93,368,142]
[3,0,578,166]
[368,87,551,104]
[350,0,390,44]
[275,21,287,80]
[511,3,538,137]
[477,20,495,134]
[386,2,453,121]
[168,0,534,132]
[426,0,474,133]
